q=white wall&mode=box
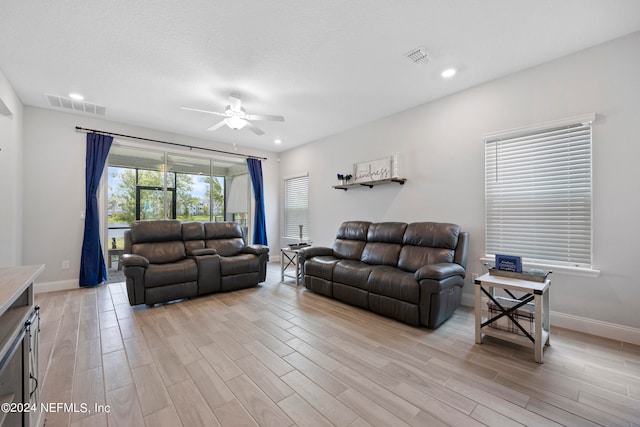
[278,31,640,332]
[0,68,23,266]
[22,107,279,284]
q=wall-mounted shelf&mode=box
[333,178,407,191]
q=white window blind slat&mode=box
[485,119,593,268]
[284,175,309,240]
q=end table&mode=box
[474,272,551,363]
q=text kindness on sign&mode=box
[353,157,392,183]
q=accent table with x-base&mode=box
[474,272,550,363]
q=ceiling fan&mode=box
[182,93,284,136]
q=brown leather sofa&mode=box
[298,221,468,328]
[121,220,269,306]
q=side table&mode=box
[108,248,125,270]
[474,272,550,363]
[281,248,302,285]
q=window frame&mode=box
[483,113,599,277]
[283,173,309,242]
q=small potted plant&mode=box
[337,173,353,185]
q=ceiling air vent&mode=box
[404,46,431,65]
[45,94,106,116]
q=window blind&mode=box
[485,116,593,268]
[284,175,309,240]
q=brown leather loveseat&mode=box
[298,221,468,328]
[121,220,269,306]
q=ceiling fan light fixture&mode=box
[224,116,248,129]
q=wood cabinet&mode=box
[0,265,44,427]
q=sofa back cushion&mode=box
[204,222,245,256]
[332,221,370,260]
[129,220,186,264]
[398,222,460,272]
[182,222,205,254]
[361,222,407,266]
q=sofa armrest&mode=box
[297,246,333,259]
[414,263,465,281]
[121,254,149,269]
[189,248,218,256]
[241,245,270,255]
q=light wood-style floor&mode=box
[35,263,640,427]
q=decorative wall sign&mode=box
[353,157,392,183]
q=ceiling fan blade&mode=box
[181,106,228,117]
[228,94,242,112]
[246,114,285,122]
[207,121,227,132]
[244,121,265,136]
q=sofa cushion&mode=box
[367,266,419,304]
[305,256,340,281]
[333,260,374,290]
[130,219,182,243]
[367,222,407,243]
[402,222,460,249]
[220,254,261,276]
[144,258,198,288]
[361,222,406,266]
[361,242,402,266]
[331,221,370,260]
[398,222,460,273]
[182,221,205,240]
[133,241,186,264]
[204,222,245,256]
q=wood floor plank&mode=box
[102,349,133,392]
[199,341,244,381]
[332,365,421,421]
[242,339,294,377]
[106,383,146,427]
[283,351,349,397]
[226,374,294,427]
[336,387,411,427]
[167,378,221,427]
[100,325,123,354]
[213,398,260,427]
[235,355,294,402]
[277,393,334,427]
[470,404,526,427]
[494,373,634,426]
[152,345,189,386]
[131,363,172,416]
[444,376,562,426]
[123,336,154,368]
[143,405,183,427]
[70,366,105,424]
[185,358,236,410]
[391,381,485,426]
[281,370,358,427]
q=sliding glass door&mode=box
[104,144,251,266]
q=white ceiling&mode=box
[2,1,639,153]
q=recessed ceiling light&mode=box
[69,93,84,100]
[441,68,457,79]
[274,139,282,145]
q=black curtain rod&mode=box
[75,126,267,161]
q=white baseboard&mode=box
[461,294,640,345]
[35,279,78,294]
